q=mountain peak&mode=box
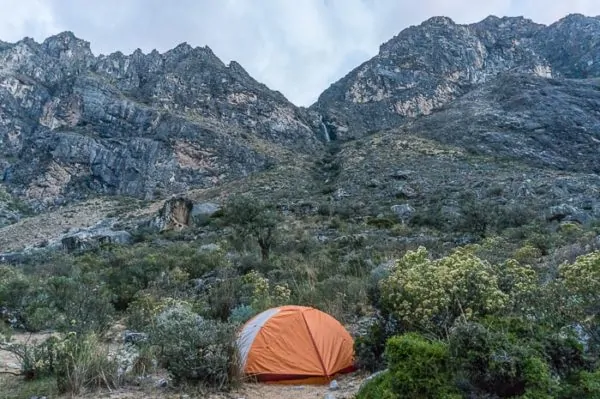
[314,13,600,140]
[42,31,93,60]
[553,13,600,28]
[421,16,455,26]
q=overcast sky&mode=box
[1,1,599,106]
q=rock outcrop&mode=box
[150,197,194,231]
[0,32,323,210]
[312,14,600,140]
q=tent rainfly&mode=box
[236,305,356,384]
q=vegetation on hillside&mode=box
[1,182,600,397]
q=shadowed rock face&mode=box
[406,73,600,173]
[0,32,322,209]
[312,14,600,140]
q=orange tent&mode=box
[236,305,355,384]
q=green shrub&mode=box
[1,333,60,380]
[386,333,460,398]
[201,275,243,321]
[354,315,401,372]
[44,276,115,334]
[240,270,291,314]
[513,244,543,264]
[222,194,281,261]
[126,294,185,331]
[408,206,446,230]
[559,369,600,398]
[366,217,396,229]
[479,316,589,379]
[358,333,460,399]
[356,371,397,399]
[228,304,257,324]
[149,302,239,389]
[0,266,115,334]
[448,321,557,398]
[54,332,120,395]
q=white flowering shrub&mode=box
[242,270,291,313]
[559,250,600,310]
[149,302,239,389]
[558,250,600,346]
[380,246,538,336]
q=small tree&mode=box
[222,195,280,261]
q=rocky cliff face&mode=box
[2,13,600,222]
[0,32,322,210]
[406,73,600,173]
[313,14,600,140]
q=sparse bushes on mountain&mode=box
[0,266,115,334]
[5,188,600,398]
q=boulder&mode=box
[60,222,132,253]
[151,197,194,231]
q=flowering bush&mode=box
[242,270,291,313]
[558,250,600,310]
[380,247,505,335]
[380,246,538,336]
[557,250,600,347]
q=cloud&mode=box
[1,0,600,106]
[0,0,59,42]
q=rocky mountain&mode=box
[312,14,600,140]
[2,12,600,247]
[0,32,323,212]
